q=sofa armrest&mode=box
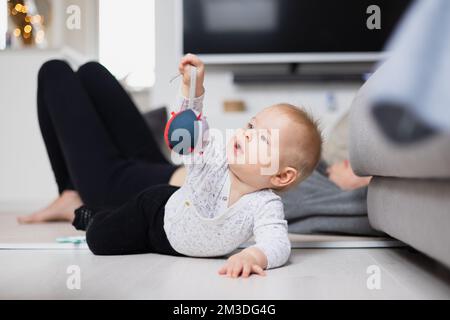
[348,63,450,179]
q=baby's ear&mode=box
[270,166,298,189]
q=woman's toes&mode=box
[17,213,43,224]
[17,215,31,224]
[17,209,67,224]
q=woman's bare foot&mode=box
[17,190,83,224]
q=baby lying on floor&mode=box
[73,54,322,278]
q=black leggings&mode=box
[38,60,178,207]
[39,60,182,255]
[81,184,183,256]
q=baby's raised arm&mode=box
[167,54,215,169]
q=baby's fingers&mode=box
[226,262,235,277]
[218,264,228,275]
[182,53,203,67]
[219,261,234,275]
[242,264,252,278]
[179,62,193,76]
[251,265,267,277]
[231,262,243,278]
[178,62,185,75]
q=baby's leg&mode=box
[77,184,181,256]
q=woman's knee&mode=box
[77,61,108,80]
[38,59,72,82]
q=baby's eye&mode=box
[247,123,254,129]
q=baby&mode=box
[73,54,322,278]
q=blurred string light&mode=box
[6,0,47,48]
[23,0,46,47]
[99,0,155,89]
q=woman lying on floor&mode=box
[18,59,376,273]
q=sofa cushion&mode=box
[368,177,450,268]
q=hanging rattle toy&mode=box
[164,66,209,155]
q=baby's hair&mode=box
[272,103,323,191]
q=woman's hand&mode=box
[326,159,372,190]
[218,248,267,278]
[178,53,205,98]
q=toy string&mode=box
[188,66,197,109]
[169,73,181,83]
[169,66,197,107]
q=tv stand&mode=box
[233,62,368,84]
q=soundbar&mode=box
[233,72,367,84]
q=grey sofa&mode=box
[349,63,450,268]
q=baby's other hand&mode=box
[218,251,267,278]
[178,53,205,97]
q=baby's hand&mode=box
[178,53,205,98]
[218,251,267,278]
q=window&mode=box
[98,0,155,89]
[1,0,7,49]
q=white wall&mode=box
[0,49,62,208]
[152,0,361,138]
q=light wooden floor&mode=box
[0,213,449,299]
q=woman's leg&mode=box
[37,75,75,194]
[77,184,182,256]
[76,61,170,163]
[20,60,179,223]
[34,59,130,207]
[74,61,180,204]
[18,61,86,223]
[38,60,172,190]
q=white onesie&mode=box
[163,94,291,269]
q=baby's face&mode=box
[226,106,297,189]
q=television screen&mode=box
[182,0,412,62]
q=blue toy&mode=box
[165,109,204,155]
